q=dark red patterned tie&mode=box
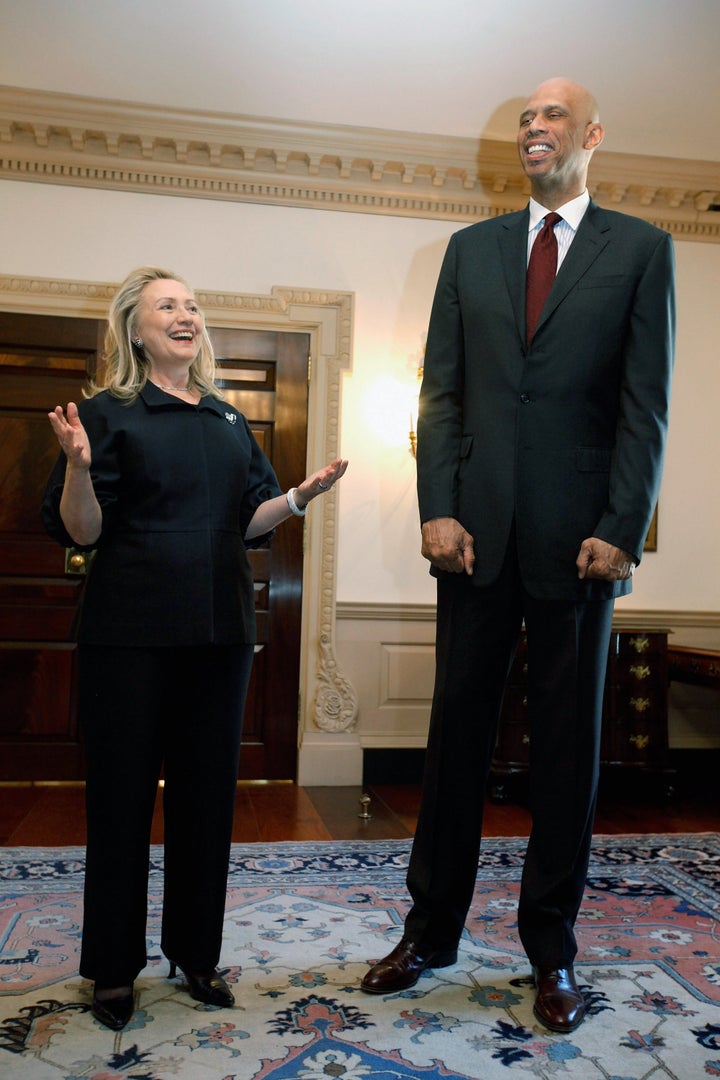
[526,211,562,346]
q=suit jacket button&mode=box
[520,393,531,404]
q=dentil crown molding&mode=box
[1,85,719,241]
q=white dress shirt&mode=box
[527,190,590,270]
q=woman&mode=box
[42,266,347,1031]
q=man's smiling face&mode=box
[517,77,604,204]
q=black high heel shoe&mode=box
[91,984,135,1030]
[168,960,235,1007]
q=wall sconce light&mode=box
[408,356,424,458]
[363,376,418,452]
[361,340,425,458]
[409,420,417,458]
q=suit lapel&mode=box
[498,208,530,345]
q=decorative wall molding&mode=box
[0,272,359,768]
[335,603,720,755]
[2,85,719,241]
[337,602,720,630]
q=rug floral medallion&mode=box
[1,835,719,1079]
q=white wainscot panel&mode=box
[380,643,436,705]
[336,604,435,749]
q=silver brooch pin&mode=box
[225,412,237,424]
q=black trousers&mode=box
[77,643,254,986]
[405,542,614,967]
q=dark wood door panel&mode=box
[0,577,82,639]
[0,538,67,576]
[0,646,74,734]
[0,413,68,539]
[211,327,310,779]
[0,312,102,780]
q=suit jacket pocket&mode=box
[578,274,626,289]
[576,446,611,471]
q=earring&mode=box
[132,337,143,348]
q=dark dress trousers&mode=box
[42,384,282,984]
[407,201,675,966]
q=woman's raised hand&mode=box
[295,458,348,505]
[47,403,92,470]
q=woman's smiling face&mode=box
[133,278,203,368]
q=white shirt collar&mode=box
[528,190,590,232]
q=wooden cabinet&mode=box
[668,645,720,688]
[491,633,531,778]
[603,630,669,768]
[490,628,672,800]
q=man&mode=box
[361,78,675,1034]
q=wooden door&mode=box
[210,326,309,779]
[0,313,308,782]
[0,312,103,780]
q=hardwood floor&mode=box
[1,755,719,847]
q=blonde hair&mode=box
[87,266,223,401]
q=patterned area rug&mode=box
[1,835,719,1079]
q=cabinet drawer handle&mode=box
[629,664,651,680]
[629,696,651,713]
[629,733,650,750]
[629,636,650,653]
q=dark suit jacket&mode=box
[416,200,676,600]
[42,384,282,645]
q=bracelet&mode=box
[286,487,307,517]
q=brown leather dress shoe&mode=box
[91,985,135,1030]
[361,937,458,994]
[532,966,586,1033]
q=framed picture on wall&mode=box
[644,504,658,552]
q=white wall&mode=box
[630,240,720,611]
[1,178,718,614]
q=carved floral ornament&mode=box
[0,86,719,239]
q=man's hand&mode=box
[421,517,475,575]
[577,537,636,581]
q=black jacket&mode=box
[417,201,676,599]
[42,384,282,646]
